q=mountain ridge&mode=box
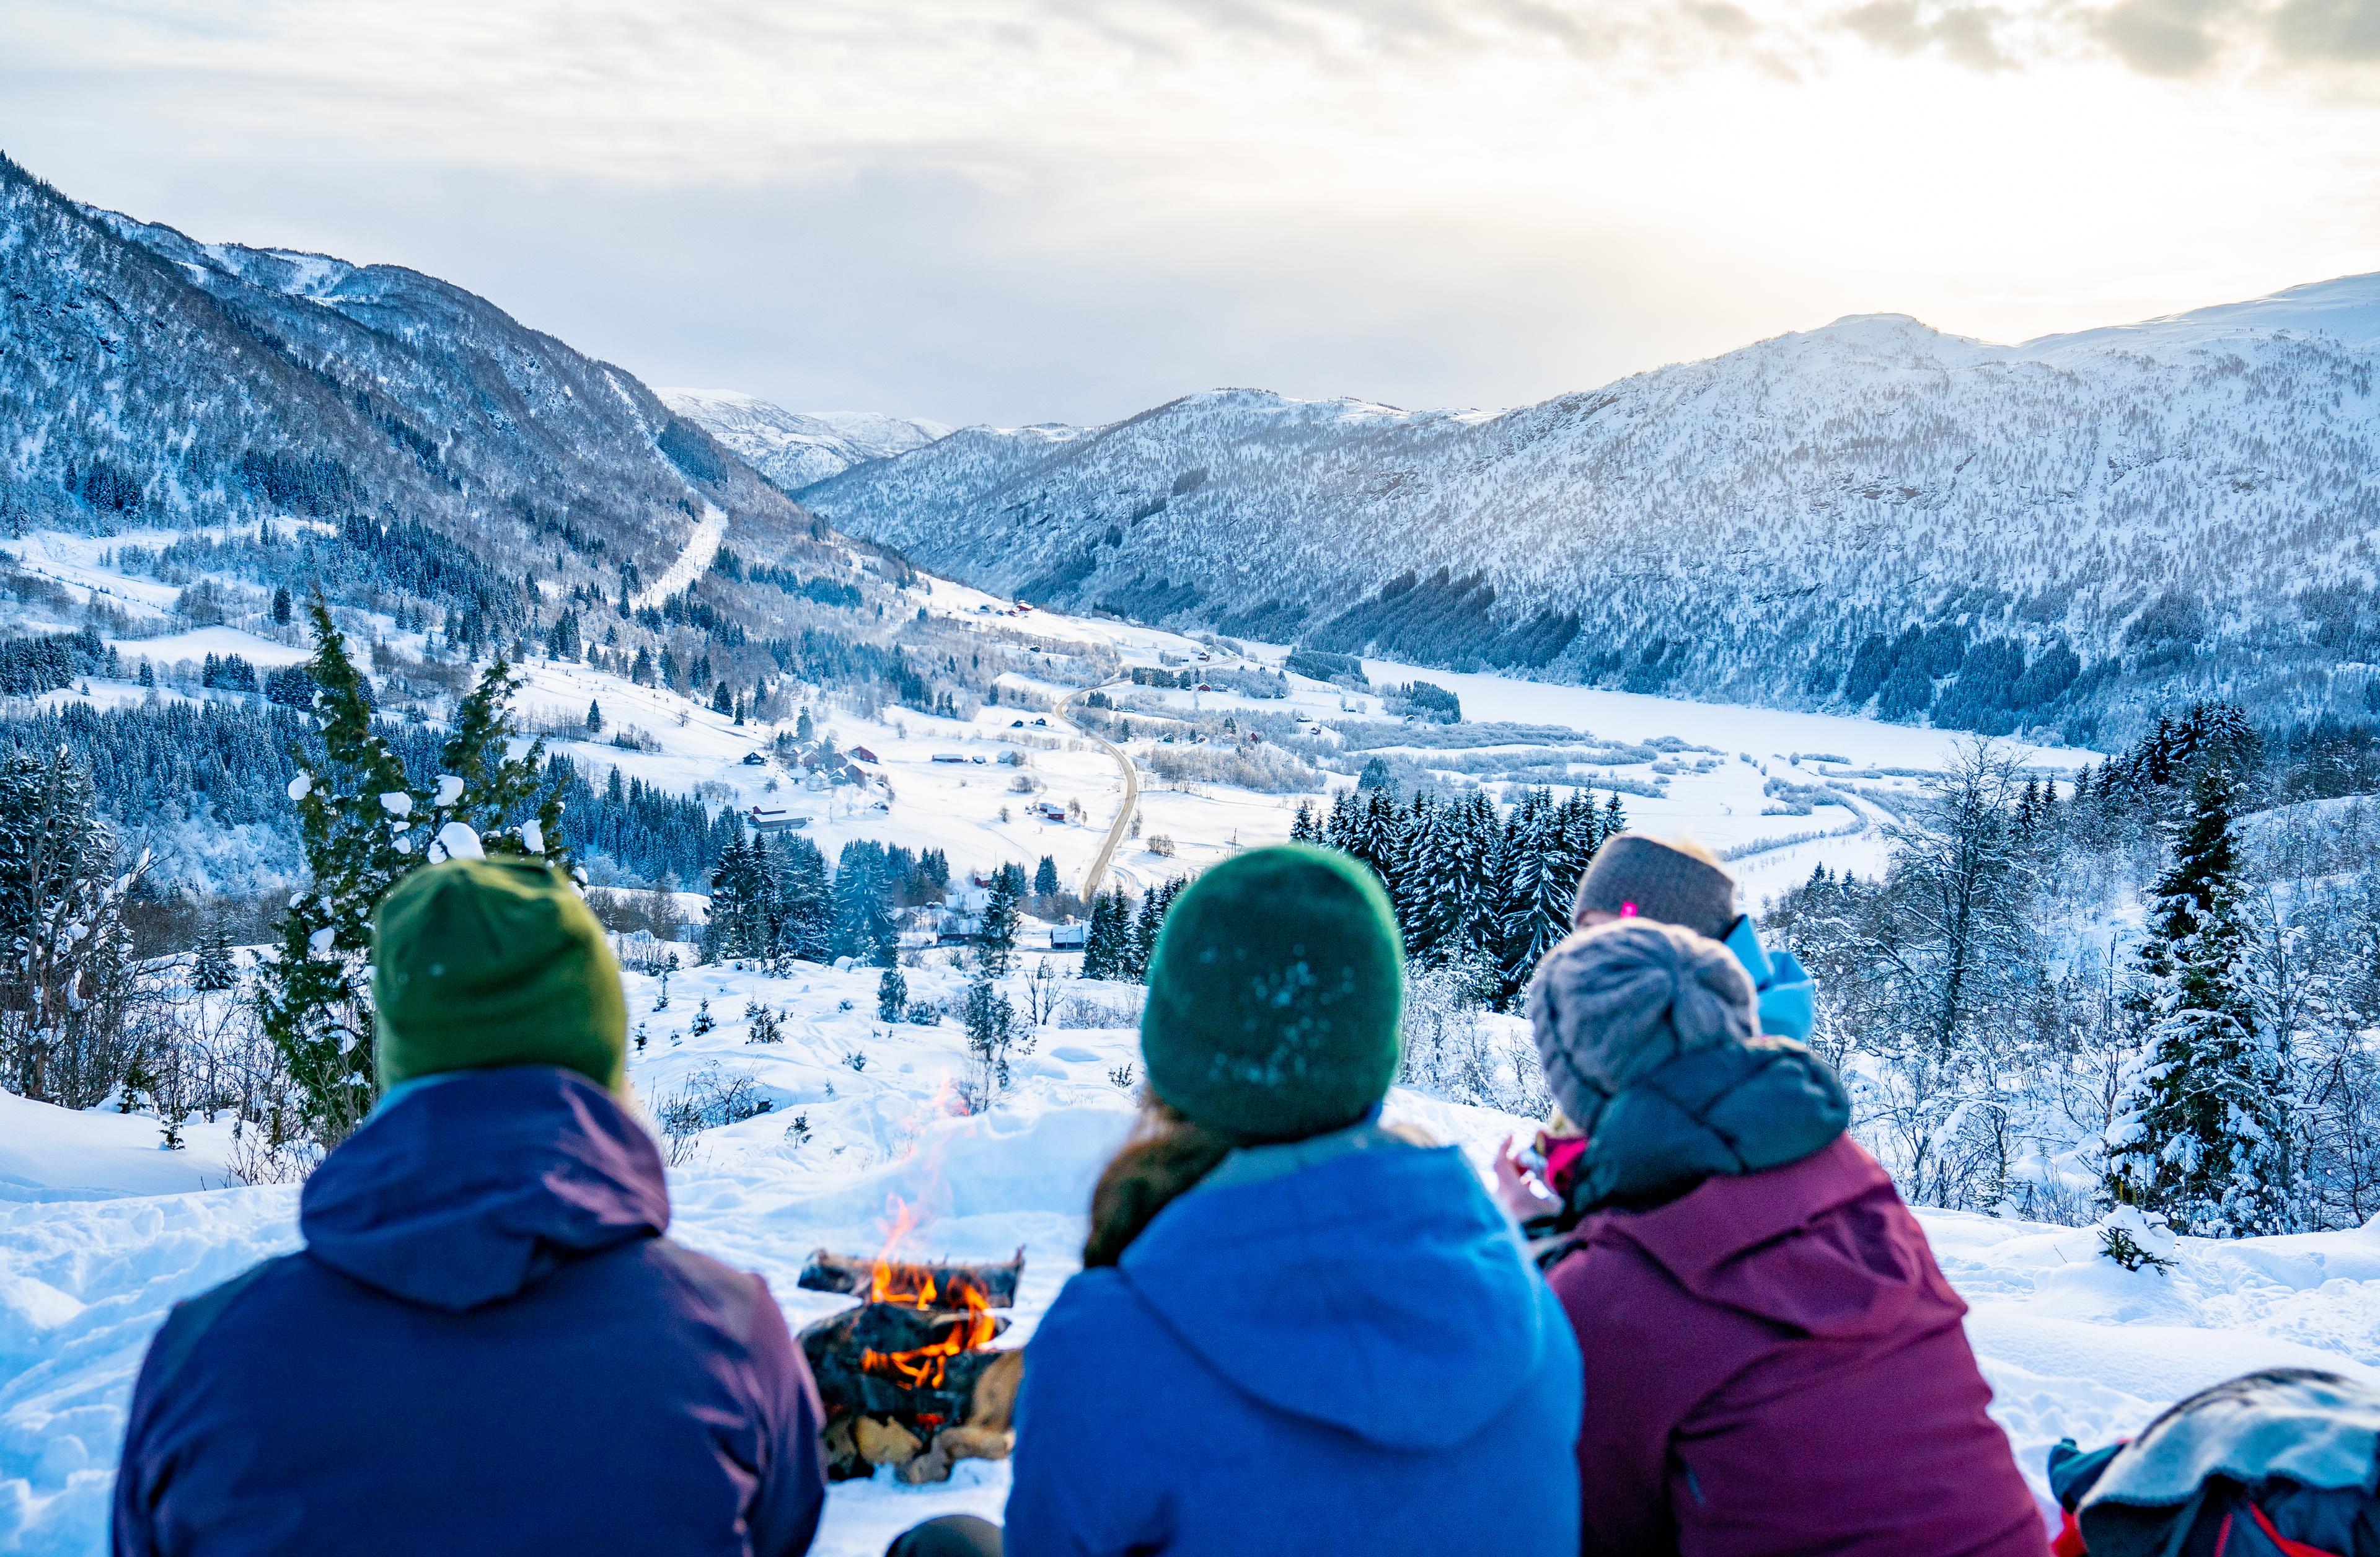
[659,389,950,490]
[798,273,2380,743]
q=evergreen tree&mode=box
[712,681,734,716]
[586,699,604,734]
[830,840,897,964]
[271,584,293,625]
[2105,761,2294,1236]
[545,611,582,661]
[1034,855,1060,898]
[690,998,716,1036]
[0,746,141,1108]
[256,603,557,1145]
[192,920,239,992]
[979,868,1024,976]
[1289,799,1320,842]
[963,969,1020,1099]
[770,834,834,964]
[703,835,764,962]
[1080,889,1127,980]
[1497,788,1578,1003]
[877,966,909,1022]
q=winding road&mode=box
[1059,683,1137,901]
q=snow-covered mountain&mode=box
[800,275,2380,743]
[0,154,810,584]
[661,389,951,490]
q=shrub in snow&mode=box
[2098,1206,2179,1273]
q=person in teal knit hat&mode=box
[890,843,1582,1557]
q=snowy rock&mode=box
[286,774,311,802]
[379,792,412,817]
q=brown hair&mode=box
[1082,1097,1239,1268]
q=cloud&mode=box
[2270,0,2380,61]
[2090,0,2245,77]
[1833,0,2380,75]
[1841,2,2017,68]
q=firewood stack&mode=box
[796,1247,1026,1483]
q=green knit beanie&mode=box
[372,857,627,1094]
[1141,844,1404,1142]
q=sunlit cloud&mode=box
[0,0,2376,425]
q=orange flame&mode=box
[859,1284,998,1390]
[859,1192,998,1390]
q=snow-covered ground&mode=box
[6,953,2378,1556]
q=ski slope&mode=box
[6,953,2378,1555]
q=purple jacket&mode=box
[112,1066,826,1557]
[1546,1134,2045,1557]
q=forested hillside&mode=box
[0,152,814,602]
[800,278,2380,745]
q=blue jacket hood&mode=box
[1725,915,1816,1043]
[1117,1136,1553,1450]
[300,1065,669,1312]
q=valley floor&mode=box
[4,955,2374,1556]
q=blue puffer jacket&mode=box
[1005,1125,1582,1556]
[112,1066,827,1557]
[1723,914,1817,1042]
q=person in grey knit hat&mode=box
[1525,918,1756,1137]
[1517,918,2040,1557]
[1522,918,1847,1213]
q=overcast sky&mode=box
[5,1,2379,427]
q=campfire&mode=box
[796,1242,1025,1483]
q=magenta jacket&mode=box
[1545,1134,2047,1557]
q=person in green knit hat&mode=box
[887,843,1582,1557]
[372,853,629,1099]
[115,852,831,1557]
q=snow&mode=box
[10,950,2380,1554]
[630,503,729,612]
[107,627,310,670]
[0,1092,235,1204]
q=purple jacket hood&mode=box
[300,1065,669,1312]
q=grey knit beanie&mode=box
[1527,919,1756,1135]
[1570,833,1737,939]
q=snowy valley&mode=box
[10,148,2380,1557]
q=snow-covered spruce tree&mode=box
[0,745,147,1108]
[702,836,764,963]
[961,968,1021,1106]
[876,966,908,1023]
[1080,889,1130,981]
[191,919,240,992]
[978,869,1023,977]
[2104,761,2296,1237]
[255,602,563,1146]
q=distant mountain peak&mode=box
[658,389,951,490]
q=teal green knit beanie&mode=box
[1141,844,1404,1142]
[372,857,627,1094]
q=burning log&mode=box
[797,1247,1024,1308]
[798,1243,1028,1483]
